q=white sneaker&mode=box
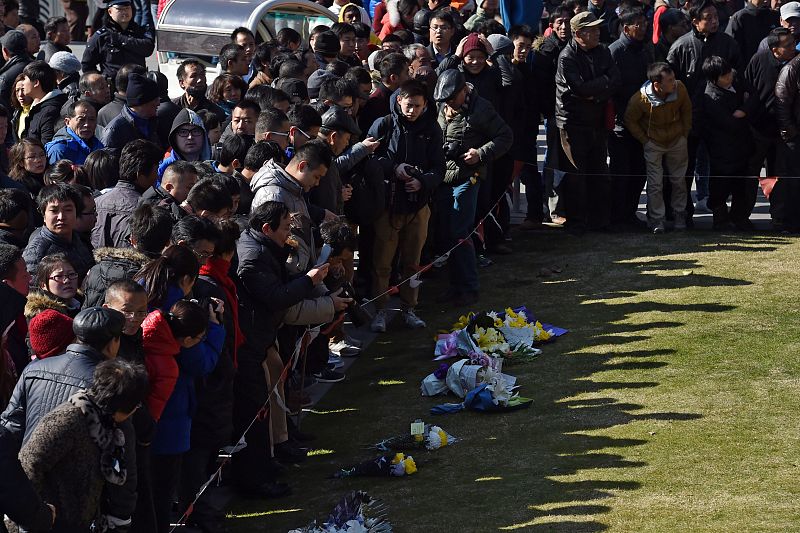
[371,310,387,333]
[402,308,426,329]
[330,339,360,357]
[343,333,362,348]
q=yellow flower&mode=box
[391,453,405,464]
[413,434,424,442]
[438,430,448,447]
[451,312,474,331]
[404,456,417,475]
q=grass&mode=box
[225,228,800,532]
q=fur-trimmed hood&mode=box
[24,291,80,319]
[92,246,150,265]
[386,0,402,27]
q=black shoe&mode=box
[487,244,512,255]
[239,481,291,499]
[313,368,345,383]
[477,254,494,267]
[275,441,307,464]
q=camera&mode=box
[192,297,224,324]
[444,141,466,161]
[332,282,370,328]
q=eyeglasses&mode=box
[122,311,148,320]
[49,272,78,282]
[295,127,312,140]
[193,248,213,261]
[176,128,204,138]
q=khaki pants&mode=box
[262,346,287,449]
[643,136,689,226]
[371,206,430,309]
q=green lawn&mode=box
[226,229,800,532]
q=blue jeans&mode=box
[437,180,480,293]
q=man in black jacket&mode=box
[744,27,796,229]
[0,307,138,529]
[367,80,444,333]
[97,63,146,127]
[775,42,800,231]
[725,0,779,62]
[0,30,31,111]
[536,7,572,224]
[20,60,68,144]
[609,8,653,229]
[667,0,741,222]
[81,0,154,82]
[556,11,622,234]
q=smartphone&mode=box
[315,243,332,267]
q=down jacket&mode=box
[236,229,334,359]
[437,85,513,185]
[92,181,142,249]
[141,310,181,422]
[81,247,152,309]
[250,159,318,272]
[23,227,95,282]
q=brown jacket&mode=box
[624,79,692,147]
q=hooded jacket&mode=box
[23,227,95,281]
[438,85,513,185]
[81,247,151,309]
[378,0,410,40]
[157,108,212,177]
[171,93,227,126]
[555,39,622,129]
[725,2,779,62]
[45,126,104,165]
[465,2,498,32]
[251,159,318,272]
[624,79,692,146]
[23,290,80,321]
[368,89,445,213]
[140,310,181,422]
[22,90,69,144]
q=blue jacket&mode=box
[45,127,104,165]
[151,321,224,455]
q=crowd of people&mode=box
[0,0,798,530]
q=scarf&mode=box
[68,390,127,486]
[199,257,245,366]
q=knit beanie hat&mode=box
[49,51,82,74]
[29,309,74,359]
[315,30,341,57]
[462,33,487,57]
[487,34,514,55]
[126,72,160,106]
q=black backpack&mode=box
[343,154,386,225]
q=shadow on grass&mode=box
[227,231,776,532]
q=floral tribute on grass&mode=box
[370,424,458,452]
[288,490,392,532]
[333,453,418,478]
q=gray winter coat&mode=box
[23,226,95,282]
[92,180,142,249]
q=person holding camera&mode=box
[434,70,513,306]
[367,79,445,332]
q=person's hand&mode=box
[331,291,353,311]
[210,297,224,318]
[395,162,413,180]
[361,136,380,153]
[733,109,746,118]
[324,209,338,221]
[307,263,329,285]
[454,35,470,57]
[342,184,353,201]
[405,178,422,192]
[462,148,481,165]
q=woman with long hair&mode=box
[207,73,248,119]
[9,138,48,198]
[135,244,200,312]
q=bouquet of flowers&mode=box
[371,424,457,452]
[333,453,417,479]
[288,491,392,533]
